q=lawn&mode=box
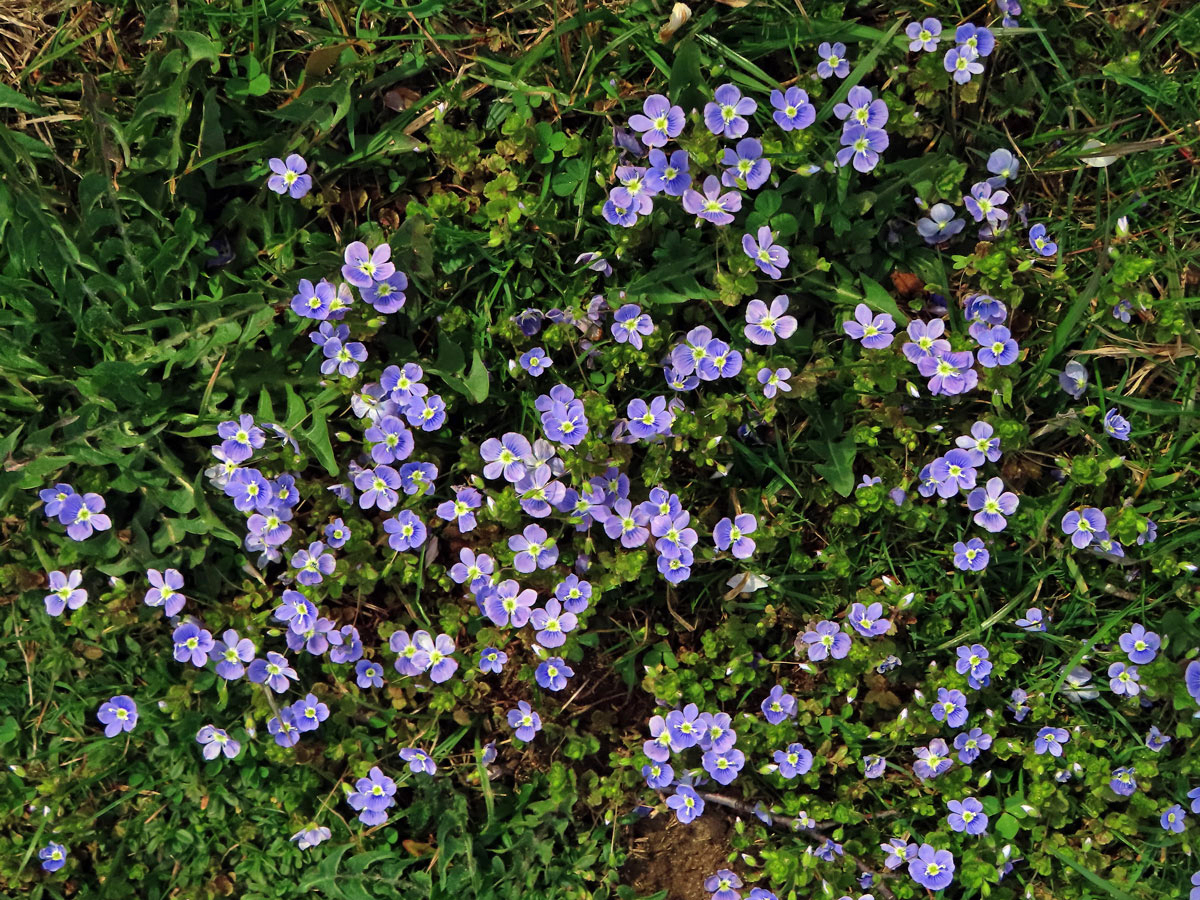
[3,1,1200,898]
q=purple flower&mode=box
[451,548,495,593]
[834,86,888,129]
[957,24,996,57]
[1061,507,1106,548]
[361,270,408,314]
[629,93,685,147]
[918,350,978,396]
[802,621,851,661]
[704,83,757,139]
[702,747,746,785]
[842,303,895,348]
[770,86,815,131]
[817,41,850,79]
[1103,408,1131,441]
[248,651,297,693]
[535,656,574,691]
[481,433,531,483]
[1187,661,1200,705]
[354,465,401,511]
[1059,360,1089,398]
[902,318,951,362]
[1147,726,1171,752]
[953,538,989,571]
[697,339,743,380]
[932,687,969,729]
[365,416,414,465]
[1034,726,1069,756]
[413,632,458,683]
[682,175,743,226]
[389,630,425,677]
[909,845,955,891]
[530,598,578,648]
[627,396,673,440]
[1108,662,1141,696]
[967,477,1019,532]
[510,523,558,572]
[479,647,507,674]
[929,450,977,498]
[837,125,889,172]
[742,227,789,278]
[518,347,552,376]
[864,755,887,778]
[172,622,214,667]
[1029,223,1057,256]
[947,797,987,835]
[914,738,953,779]
[882,838,916,870]
[575,252,612,277]
[1162,804,1187,833]
[964,181,1009,226]
[704,869,743,900]
[321,337,368,377]
[956,421,1001,464]
[773,742,813,778]
[602,187,640,227]
[44,569,87,616]
[59,492,112,541]
[645,148,691,196]
[291,541,335,585]
[722,138,771,190]
[761,685,797,724]
[39,483,75,519]
[355,659,384,688]
[268,709,300,747]
[554,574,592,613]
[944,46,984,84]
[975,325,1019,367]
[953,727,993,763]
[917,203,965,243]
[290,693,330,733]
[347,766,396,826]
[848,601,890,637]
[955,644,993,687]
[406,394,446,432]
[267,154,312,198]
[1109,766,1137,796]
[384,510,426,551]
[210,629,255,680]
[400,747,437,777]
[507,700,542,741]
[1118,623,1159,664]
[436,486,483,533]
[744,294,798,346]
[291,278,335,319]
[1015,608,1047,631]
[757,367,792,399]
[97,695,138,737]
[483,579,537,627]
[667,784,705,824]
[611,303,654,349]
[275,590,316,634]
[342,241,395,289]
[38,842,67,872]
[906,17,943,52]
[713,514,757,558]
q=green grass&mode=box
[3,0,1200,898]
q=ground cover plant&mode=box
[3,0,1200,898]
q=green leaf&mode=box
[995,812,1020,840]
[174,31,220,72]
[305,407,339,476]
[0,83,42,115]
[858,274,905,322]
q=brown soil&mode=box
[623,810,734,900]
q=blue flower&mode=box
[770,87,815,131]
[817,42,850,79]
[703,84,757,138]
